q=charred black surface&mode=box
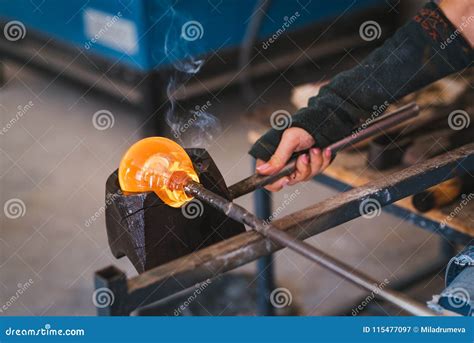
[105,149,245,273]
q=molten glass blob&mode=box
[118,137,199,208]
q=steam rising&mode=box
[164,7,221,148]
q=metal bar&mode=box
[97,143,474,315]
[228,102,419,199]
[311,172,473,244]
[253,158,275,316]
[256,255,275,315]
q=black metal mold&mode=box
[105,148,245,273]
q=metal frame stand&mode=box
[93,144,474,315]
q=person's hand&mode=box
[255,127,332,191]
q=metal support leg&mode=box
[253,159,275,316]
[0,59,5,87]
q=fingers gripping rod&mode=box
[228,102,419,199]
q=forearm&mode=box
[250,1,473,161]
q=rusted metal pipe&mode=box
[228,102,419,199]
[184,179,437,316]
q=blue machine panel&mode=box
[0,0,384,71]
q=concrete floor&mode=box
[0,60,446,316]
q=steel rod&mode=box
[184,180,436,316]
[228,102,419,199]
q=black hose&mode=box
[238,0,272,105]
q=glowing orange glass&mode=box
[118,137,199,207]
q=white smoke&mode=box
[163,6,221,148]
